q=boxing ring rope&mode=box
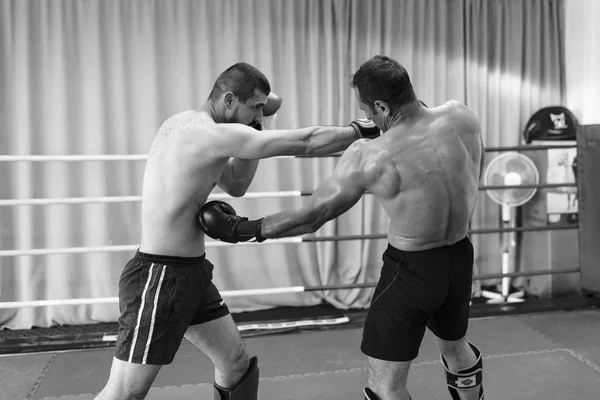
[0,225,578,258]
[0,267,582,310]
[0,184,577,207]
[0,144,580,309]
[484,144,577,152]
[0,144,578,163]
[0,191,312,206]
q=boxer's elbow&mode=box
[227,188,246,198]
[218,179,251,198]
[227,181,251,197]
[295,128,319,156]
[303,126,354,156]
[303,208,326,233]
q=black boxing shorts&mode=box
[361,237,474,362]
[115,250,230,365]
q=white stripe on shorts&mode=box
[142,264,167,364]
[129,263,155,363]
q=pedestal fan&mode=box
[481,152,540,303]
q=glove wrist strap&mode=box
[349,121,379,139]
[349,122,362,139]
[255,218,265,242]
[235,219,265,242]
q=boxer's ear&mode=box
[373,100,390,117]
[224,92,236,109]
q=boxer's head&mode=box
[351,55,417,132]
[209,62,270,126]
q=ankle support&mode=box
[441,342,484,400]
[363,387,381,400]
[214,356,259,400]
[364,387,411,400]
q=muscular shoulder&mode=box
[155,111,214,139]
[337,139,380,168]
[150,111,218,157]
[445,99,465,109]
[445,100,478,122]
[441,100,480,133]
[335,139,391,188]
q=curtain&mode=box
[465,0,565,292]
[0,0,565,329]
[564,0,600,125]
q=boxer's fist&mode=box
[250,92,283,131]
[264,92,283,117]
[350,118,380,139]
[198,201,264,243]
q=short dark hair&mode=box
[209,62,271,102]
[351,55,416,112]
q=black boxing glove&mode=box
[350,118,380,139]
[264,92,283,117]
[248,92,283,131]
[198,200,265,243]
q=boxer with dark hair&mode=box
[201,56,486,400]
[95,62,379,400]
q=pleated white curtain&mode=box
[0,0,564,329]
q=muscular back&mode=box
[140,111,227,257]
[366,101,482,251]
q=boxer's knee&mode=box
[366,357,412,400]
[437,336,477,368]
[226,341,250,368]
[95,358,160,400]
[214,342,251,386]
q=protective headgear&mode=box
[523,106,578,143]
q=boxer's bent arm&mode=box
[458,103,485,180]
[214,123,358,159]
[260,143,367,238]
[217,158,259,197]
[478,137,486,181]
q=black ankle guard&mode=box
[363,387,381,400]
[214,356,259,400]
[364,387,412,400]
[441,342,484,400]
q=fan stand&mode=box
[480,205,525,304]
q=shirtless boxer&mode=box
[95,62,379,400]
[199,56,486,400]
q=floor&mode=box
[2,309,600,400]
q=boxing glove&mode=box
[198,201,265,243]
[264,92,283,117]
[350,119,380,139]
[250,92,283,131]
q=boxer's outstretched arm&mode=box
[213,123,359,159]
[217,158,259,197]
[260,141,369,238]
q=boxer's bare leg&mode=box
[184,314,252,388]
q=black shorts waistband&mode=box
[385,236,470,263]
[134,249,205,268]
